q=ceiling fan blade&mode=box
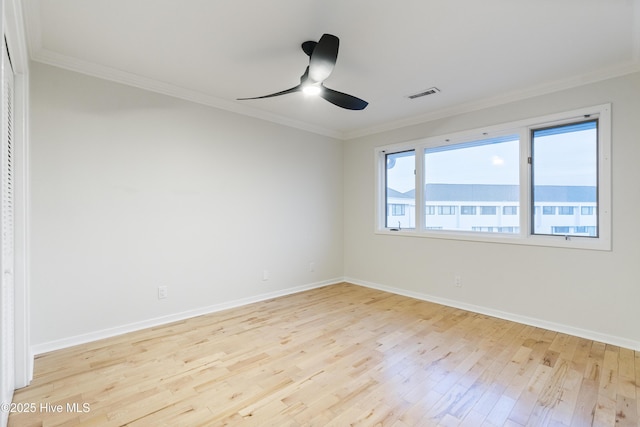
[300,66,310,84]
[237,85,301,101]
[320,86,368,110]
[308,34,339,83]
[301,41,316,57]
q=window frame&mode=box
[383,149,416,229]
[374,104,611,251]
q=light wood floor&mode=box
[9,283,640,426]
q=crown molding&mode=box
[33,45,640,143]
[29,46,640,140]
[342,60,640,140]
[21,0,344,139]
[22,0,640,142]
[29,48,344,140]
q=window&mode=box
[499,227,519,233]
[424,134,519,232]
[557,206,575,215]
[461,206,476,215]
[480,206,497,215]
[503,206,517,215]
[384,150,415,229]
[388,204,405,216]
[531,120,598,237]
[581,206,594,215]
[438,206,456,215]
[376,104,611,250]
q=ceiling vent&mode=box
[408,87,440,99]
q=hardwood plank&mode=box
[507,364,553,425]
[485,395,517,426]
[549,364,583,426]
[8,283,639,426]
[614,346,638,427]
[528,359,570,425]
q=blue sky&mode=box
[387,128,597,193]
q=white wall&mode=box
[30,63,344,350]
[30,61,640,353]
[344,72,640,349]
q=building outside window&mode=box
[438,206,456,215]
[480,206,497,215]
[388,204,405,216]
[461,206,476,215]
[558,206,575,215]
[581,206,594,215]
[503,206,517,215]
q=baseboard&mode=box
[32,276,640,356]
[31,278,343,355]
[345,277,640,352]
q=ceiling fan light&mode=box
[302,85,322,96]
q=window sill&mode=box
[375,228,611,251]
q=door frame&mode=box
[2,0,31,389]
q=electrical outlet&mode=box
[454,275,462,288]
[262,270,269,281]
[309,261,315,272]
[158,285,168,299]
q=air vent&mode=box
[408,87,440,99]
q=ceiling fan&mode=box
[238,34,368,110]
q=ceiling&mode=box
[22,0,640,139]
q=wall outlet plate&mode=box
[158,285,168,299]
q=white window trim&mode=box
[375,103,612,251]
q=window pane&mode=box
[558,206,575,215]
[581,206,594,215]
[424,135,519,233]
[461,206,476,215]
[480,206,497,215]
[532,120,598,237]
[438,206,456,215]
[385,150,415,229]
[503,206,517,215]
